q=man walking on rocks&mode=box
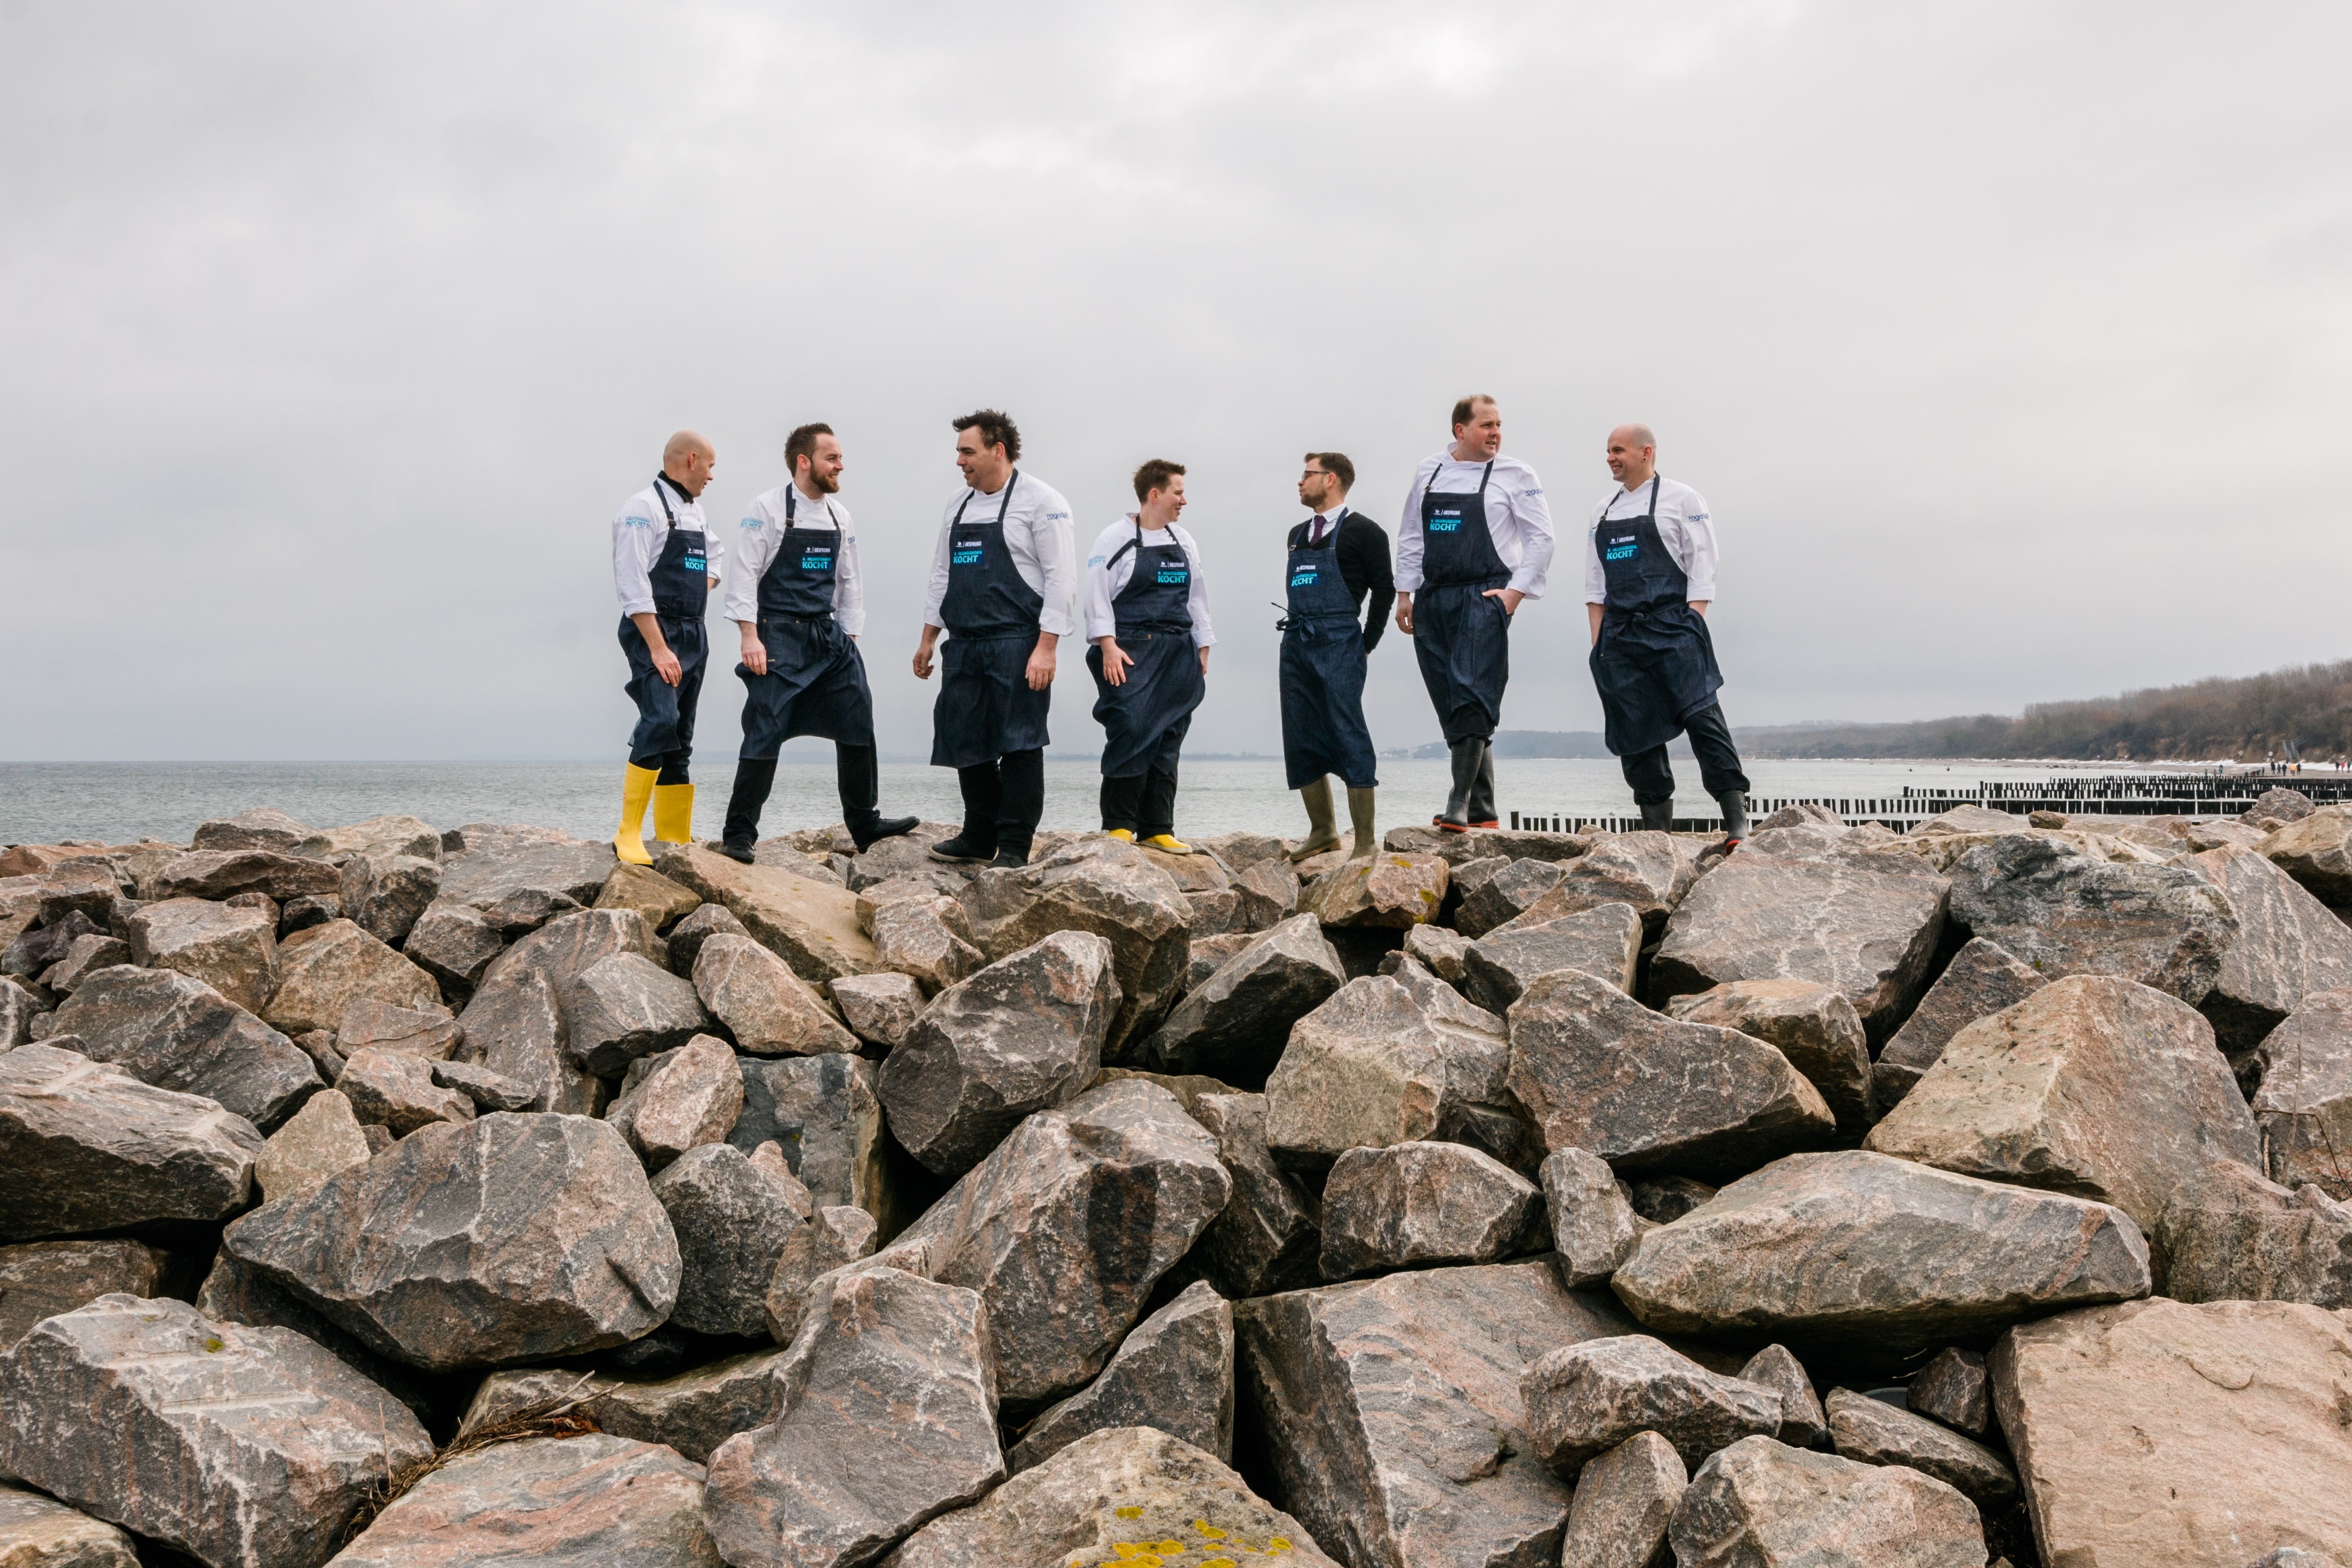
[1395,395,1554,831]
[1584,423,1751,843]
[1281,451,1390,860]
[715,423,918,863]
[610,431,724,865]
[913,410,1076,869]
[1085,459,1214,852]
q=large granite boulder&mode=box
[400,901,506,991]
[1665,977,1874,1132]
[1540,1145,1642,1288]
[1393,921,1470,985]
[1300,851,1450,929]
[1652,853,1950,1037]
[958,838,1192,1054]
[436,836,614,930]
[864,1079,1229,1409]
[1991,1298,2352,1567]
[607,1034,744,1169]
[1823,1387,2017,1504]
[476,905,657,992]
[222,1111,681,1370]
[1007,1280,1233,1473]
[0,1239,169,1352]
[730,1053,895,1222]
[2153,1158,2352,1308]
[1493,831,1696,938]
[653,1142,807,1338]
[335,997,460,1059]
[594,860,704,932]
[1136,913,1344,1086]
[557,950,710,1076]
[50,963,319,1130]
[1462,902,1644,1011]
[704,1267,1003,1568]
[254,1087,371,1201]
[0,1044,262,1239]
[1612,1150,2150,1363]
[337,852,441,948]
[460,1349,791,1465]
[450,966,598,1115]
[0,1481,138,1566]
[1235,1258,1641,1568]
[295,814,441,864]
[872,894,986,996]
[193,806,310,851]
[0,1295,433,1568]
[2254,987,2352,1199]
[265,919,441,1036]
[41,933,132,995]
[1865,974,2262,1233]
[337,1046,474,1135]
[1506,968,1834,1179]
[1522,1333,1783,1475]
[887,1425,1336,1568]
[1740,1343,1829,1449]
[829,970,924,1050]
[1384,824,1595,866]
[1557,1431,1685,1568]
[763,1205,880,1345]
[878,931,1118,1178]
[1232,855,1302,931]
[2184,842,2352,1064]
[1668,1436,1987,1568]
[325,1433,723,1567]
[1454,856,1570,938]
[124,896,277,1012]
[1907,1347,1991,1439]
[655,842,878,986]
[2258,804,2352,905]
[1318,1140,1543,1278]
[1946,834,2239,1003]
[1387,957,1539,1170]
[1872,937,2048,1110]
[138,849,341,903]
[1187,1090,1322,1299]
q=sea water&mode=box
[0,756,2142,848]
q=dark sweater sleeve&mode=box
[1338,513,1394,652]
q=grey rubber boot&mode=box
[1717,790,1751,846]
[1347,787,1378,859]
[1291,777,1342,862]
[1438,739,1478,830]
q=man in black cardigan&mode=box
[1280,452,1394,859]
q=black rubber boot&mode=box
[718,758,776,863]
[1437,738,1478,831]
[1466,740,1498,828]
[929,763,1000,863]
[1717,789,1751,848]
[1639,799,1675,832]
[838,744,917,852]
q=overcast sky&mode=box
[4,1,2347,763]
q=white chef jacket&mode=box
[922,472,1077,637]
[1082,517,1215,645]
[725,483,864,636]
[1394,451,1554,597]
[612,475,725,617]
[1583,476,1719,605]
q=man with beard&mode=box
[1280,451,1389,860]
[1085,459,1212,851]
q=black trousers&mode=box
[1101,763,1180,838]
[721,746,883,850]
[956,749,1045,857]
[1621,701,1750,806]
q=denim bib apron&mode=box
[1278,513,1378,790]
[1087,522,1206,778]
[932,472,1053,767]
[1412,459,1513,742]
[736,485,874,758]
[1588,475,1723,755]
[618,475,710,767]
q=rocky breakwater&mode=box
[3,799,2351,1568]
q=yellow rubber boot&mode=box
[652,782,695,846]
[614,764,658,865]
[1143,834,1193,855]
[1106,828,1135,842]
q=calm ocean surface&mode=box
[0,756,2150,848]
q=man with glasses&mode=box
[1280,452,1391,860]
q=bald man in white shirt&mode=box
[610,431,725,865]
[1584,422,1751,843]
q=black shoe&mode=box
[715,840,756,865]
[850,814,919,853]
[928,833,996,864]
[1639,799,1674,832]
[989,847,1028,870]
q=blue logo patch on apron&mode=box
[1156,568,1189,585]
[1427,516,1463,533]
[1604,536,1638,562]
[1290,567,1319,588]
[683,554,707,573]
[951,540,983,566]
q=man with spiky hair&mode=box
[1085,458,1213,851]
[913,409,1076,869]
[714,422,917,863]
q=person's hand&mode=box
[1095,636,1130,687]
[1197,645,1210,676]
[741,633,768,677]
[1025,638,1057,691]
[912,644,934,680]
[706,574,720,590]
[1688,600,1710,617]
[652,647,683,687]
[1394,592,1415,635]
[1484,587,1525,616]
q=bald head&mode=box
[662,430,716,497]
[1604,424,1657,488]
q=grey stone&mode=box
[1182,932,1254,994]
[1185,886,1245,938]
[1232,855,1302,931]
[1298,850,1450,928]
[295,814,441,864]
[703,1267,1003,1568]
[1456,857,1570,938]
[49,963,320,1130]
[1630,1175,1717,1224]
[871,895,985,996]
[1740,1343,1829,1448]
[0,1481,138,1566]
[1872,937,2048,1110]
[593,860,704,933]
[653,841,879,988]
[427,1055,534,1109]
[0,1239,169,1352]
[2258,804,2352,905]
[1652,852,1950,1037]
[1463,901,1644,1011]
[2255,987,2352,1199]
[2186,842,2352,1065]
[190,1247,435,1429]
[1948,832,2240,1003]
[439,822,580,855]
[38,934,131,994]
[1319,1140,1544,1279]
[192,806,311,852]
[1824,1386,2016,1504]
[1866,974,2262,1234]
[254,1086,371,1200]
[959,837,1192,1054]
[668,900,752,972]
[337,1046,475,1135]
[1505,967,1834,1179]
[878,930,1117,1178]
[0,1044,262,1239]
[1668,1436,1988,1568]
[1384,824,1597,866]
[1493,831,1696,939]
[2250,786,2319,826]
[1524,1333,1783,1475]
[653,1143,808,1338]
[605,1034,743,1169]
[1613,1150,2151,1365]
[335,996,460,1058]
[266,918,442,1036]
[124,896,278,1012]
[1235,1258,1642,1568]
[325,1431,722,1567]
[0,1294,433,1568]
[138,848,341,903]
[437,837,615,927]
[1541,1145,1640,1288]
[457,1353,790,1467]
[4,910,95,979]
[745,1138,815,1218]
[1367,954,1537,1170]
[1665,978,1875,1132]
[557,949,710,1076]
[451,965,599,1115]
[336,852,441,949]
[764,1205,880,1345]
[1187,1090,1322,1299]
[829,970,924,1049]
[0,976,36,1049]
[1907,1347,1990,1439]
[730,1053,894,1223]
[1395,921,1469,984]
[864,1079,1229,1408]
[278,893,340,934]
[1008,1279,1234,1473]
[400,900,505,990]
[222,1111,680,1370]
[1558,1431,1684,1568]
[2153,1158,2352,1308]
[1137,913,1343,1085]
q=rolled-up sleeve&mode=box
[922,505,954,629]
[724,503,773,625]
[835,519,865,636]
[1180,526,1214,647]
[1503,473,1554,599]
[1031,493,1077,638]
[613,504,656,616]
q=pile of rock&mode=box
[4,795,2352,1568]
